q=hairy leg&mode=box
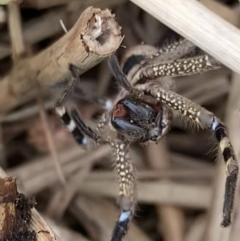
[110,140,137,241]
[146,38,196,63]
[139,54,221,80]
[69,108,137,241]
[136,82,238,227]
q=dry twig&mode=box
[0,7,123,113]
[38,97,66,184]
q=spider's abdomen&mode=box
[121,45,158,85]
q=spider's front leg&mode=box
[69,106,137,241]
[54,63,113,149]
[54,64,89,149]
[137,82,238,227]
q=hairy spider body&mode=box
[54,38,238,241]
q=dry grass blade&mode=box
[130,0,240,75]
[145,143,185,241]
[38,97,66,184]
[70,195,153,241]
[78,180,212,209]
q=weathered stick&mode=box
[130,0,240,75]
[0,0,125,59]
[0,7,123,113]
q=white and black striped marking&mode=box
[55,106,88,148]
[212,119,238,227]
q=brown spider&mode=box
[54,38,238,241]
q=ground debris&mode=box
[0,177,36,241]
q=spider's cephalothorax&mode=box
[54,38,239,241]
[111,96,172,143]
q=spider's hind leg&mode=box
[211,118,238,227]
[136,82,239,227]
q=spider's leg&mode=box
[136,83,238,227]
[54,63,88,148]
[55,63,79,107]
[139,54,221,80]
[94,97,113,136]
[108,54,134,92]
[110,140,137,241]
[70,108,109,145]
[67,107,137,241]
[108,54,143,98]
[55,106,88,148]
[55,63,113,148]
[147,38,196,63]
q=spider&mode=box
[54,38,238,241]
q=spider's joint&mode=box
[55,105,65,116]
[119,211,131,222]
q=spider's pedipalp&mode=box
[136,82,238,226]
[111,140,137,241]
[70,108,109,145]
[145,104,172,143]
[140,55,221,80]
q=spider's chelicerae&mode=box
[54,38,238,241]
